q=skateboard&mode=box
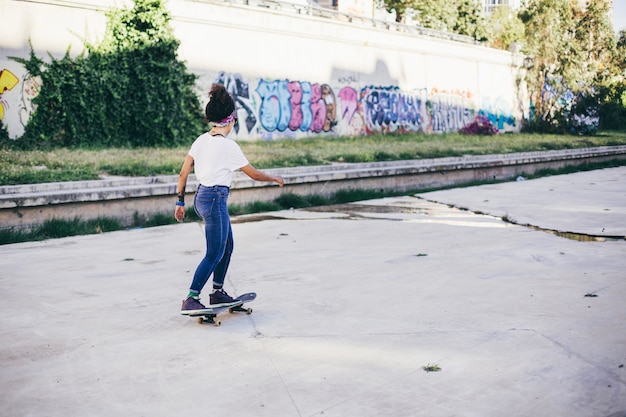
[187,292,256,326]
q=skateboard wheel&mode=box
[197,317,203,324]
[246,308,253,315]
[214,320,221,327]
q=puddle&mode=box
[310,204,625,242]
[525,226,625,242]
[237,202,625,243]
[306,204,430,215]
[232,214,284,224]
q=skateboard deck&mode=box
[186,292,256,326]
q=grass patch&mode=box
[1,216,125,244]
[229,201,284,216]
[423,363,442,372]
[0,187,409,244]
[2,131,626,185]
[228,189,403,216]
[520,158,626,179]
[0,210,202,245]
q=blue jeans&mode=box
[189,185,233,294]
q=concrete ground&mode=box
[1,167,625,417]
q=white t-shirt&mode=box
[188,132,249,187]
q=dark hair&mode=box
[205,84,235,123]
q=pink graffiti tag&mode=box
[309,83,327,133]
[338,86,358,124]
[287,81,303,131]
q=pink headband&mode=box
[212,112,235,127]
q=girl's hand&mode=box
[175,205,186,222]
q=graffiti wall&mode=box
[1,0,523,140]
[194,72,516,140]
[0,62,517,140]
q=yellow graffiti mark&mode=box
[0,69,20,120]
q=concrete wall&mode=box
[0,0,526,141]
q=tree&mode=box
[619,30,626,54]
[595,29,626,131]
[518,0,579,131]
[569,0,620,132]
[385,0,486,41]
[384,0,416,22]
[518,0,622,133]
[454,0,488,41]
[573,0,616,90]
[485,5,525,51]
[96,0,177,52]
[413,0,457,31]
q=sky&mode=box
[613,0,626,32]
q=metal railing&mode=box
[18,0,482,45]
[195,0,482,45]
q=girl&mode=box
[177,84,284,314]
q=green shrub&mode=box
[9,0,203,149]
[598,82,626,132]
[275,193,313,209]
[0,123,9,144]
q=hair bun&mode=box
[205,84,235,123]
[209,84,228,103]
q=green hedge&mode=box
[5,0,204,150]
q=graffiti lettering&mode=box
[216,72,257,134]
[322,84,336,132]
[479,97,515,130]
[338,86,358,123]
[360,87,430,133]
[428,93,474,133]
[256,79,335,133]
[337,75,359,84]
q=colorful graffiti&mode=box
[0,69,20,121]
[360,86,429,133]
[255,79,337,134]
[1,63,42,139]
[479,96,516,130]
[215,72,257,134]
[2,66,517,140]
[243,78,515,138]
[19,73,41,126]
[428,91,474,133]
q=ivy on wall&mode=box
[7,0,204,149]
[0,121,8,142]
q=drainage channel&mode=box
[299,201,626,243]
[305,203,430,221]
[519,225,625,242]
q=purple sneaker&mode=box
[180,297,210,315]
[209,289,241,308]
